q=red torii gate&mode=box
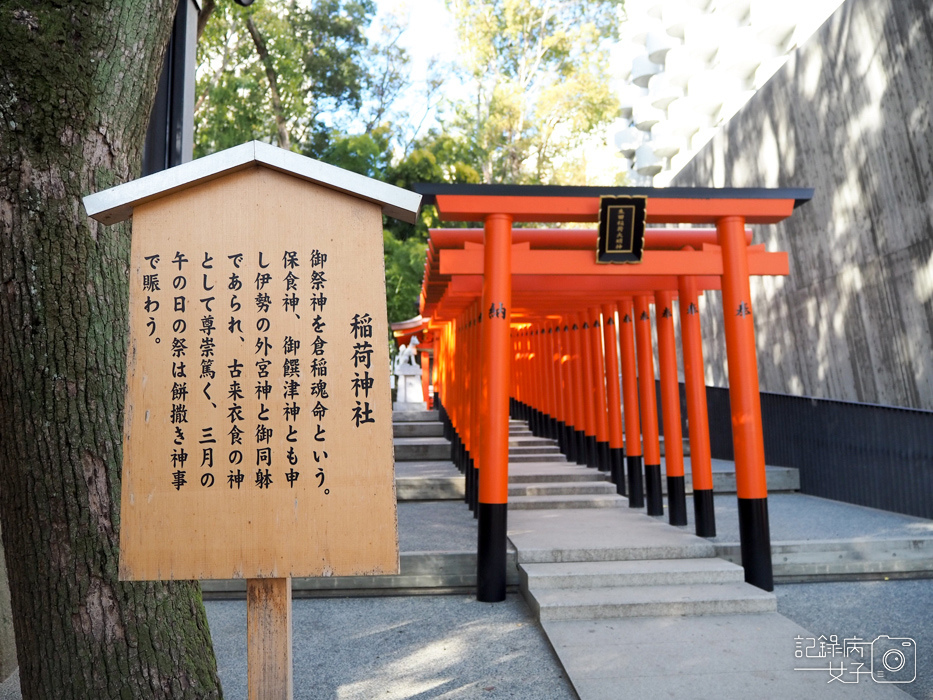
[413,184,813,602]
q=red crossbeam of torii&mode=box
[411,184,813,603]
[423,227,788,321]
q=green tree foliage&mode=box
[446,0,624,184]
[383,230,427,323]
[194,0,626,325]
[196,0,436,325]
[195,0,377,156]
[381,131,481,244]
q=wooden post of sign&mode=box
[247,578,292,700]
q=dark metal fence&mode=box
[700,386,933,520]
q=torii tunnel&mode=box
[411,184,813,602]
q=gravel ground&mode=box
[776,579,933,699]
[205,593,575,699]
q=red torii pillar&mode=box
[634,294,663,516]
[558,319,579,462]
[569,315,589,466]
[718,215,772,591]
[679,274,716,537]
[602,303,627,495]
[545,326,562,444]
[618,297,644,508]
[589,307,612,473]
[478,213,511,602]
[580,314,599,469]
[421,347,431,409]
[470,304,482,516]
[655,290,687,526]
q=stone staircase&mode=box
[394,410,779,624]
[395,412,623,509]
[525,568,776,621]
[509,511,778,640]
[393,412,801,502]
[393,420,445,438]
[512,510,776,623]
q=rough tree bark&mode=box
[0,2,223,698]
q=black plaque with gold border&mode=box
[597,195,646,263]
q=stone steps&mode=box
[634,465,800,495]
[508,453,569,463]
[508,444,562,455]
[518,541,718,564]
[392,463,796,498]
[512,508,776,624]
[525,581,777,621]
[387,414,933,608]
[393,421,445,438]
[392,409,438,422]
[396,475,464,500]
[508,440,560,450]
[519,558,746,590]
[392,445,576,464]
[716,537,933,582]
[508,469,609,484]
[509,494,626,510]
[393,438,451,461]
[508,482,617,497]
[703,465,799,494]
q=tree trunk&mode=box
[246,16,291,151]
[0,2,223,698]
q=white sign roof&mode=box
[84,140,422,225]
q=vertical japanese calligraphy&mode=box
[150,248,343,495]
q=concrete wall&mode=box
[671,0,933,410]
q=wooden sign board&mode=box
[118,165,400,580]
[597,195,646,263]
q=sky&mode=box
[372,0,459,85]
[370,0,464,138]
